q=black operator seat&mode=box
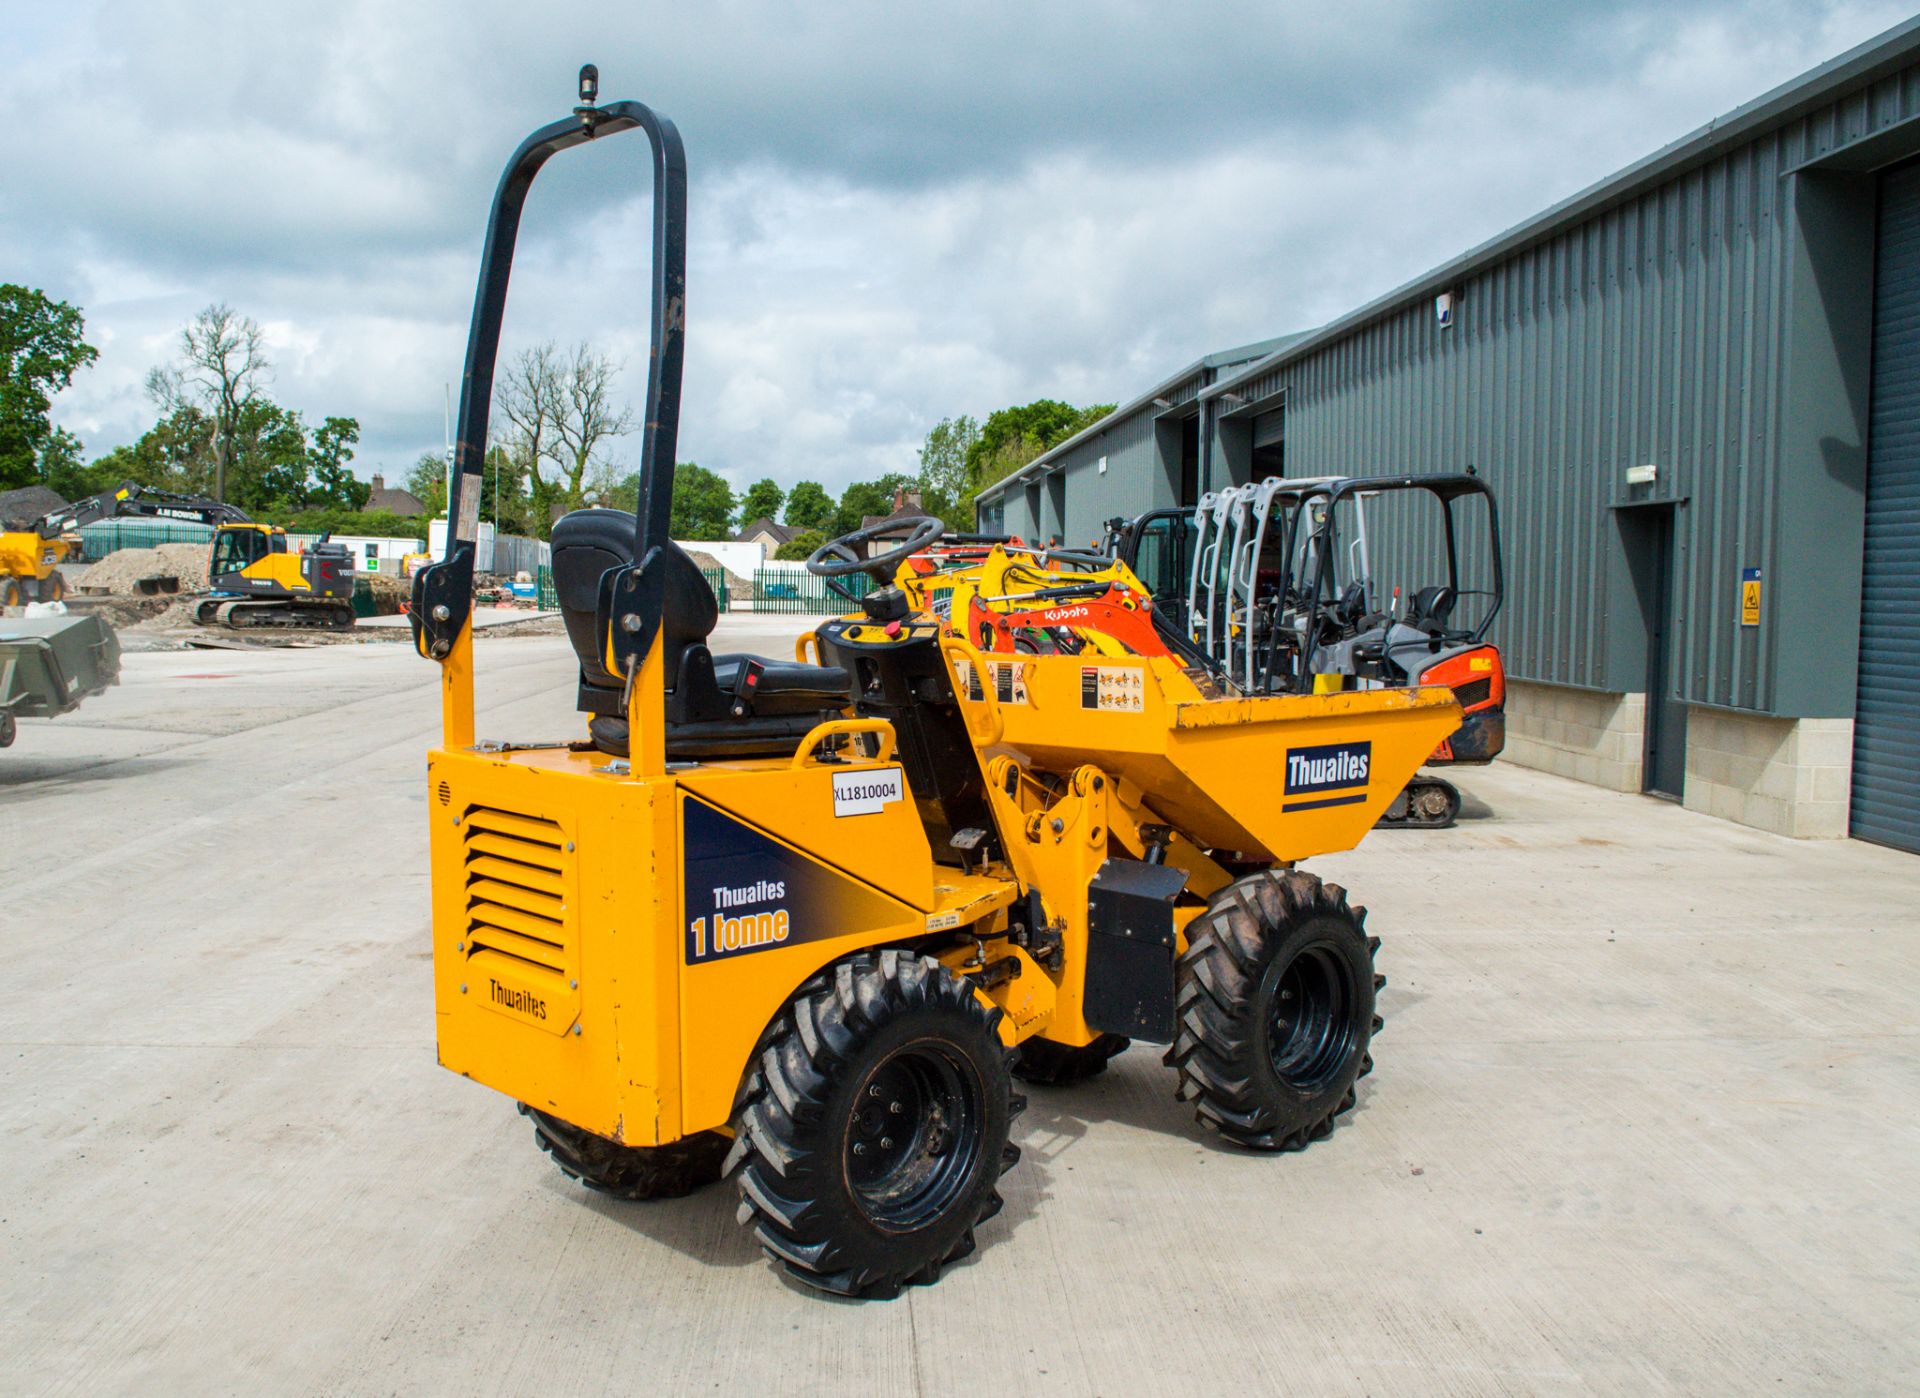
[549,509,851,758]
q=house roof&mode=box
[735,516,798,545]
[364,484,426,516]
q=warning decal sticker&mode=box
[1079,665,1144,712]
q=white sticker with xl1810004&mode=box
[832,766,905,817]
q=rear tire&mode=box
[728,949,1020,1299]
[1011,1033,1129,1085]
[520,1104,729,1200]
[38,572,66,603]
[0,578,21,608]
[1167,870,1380,1150]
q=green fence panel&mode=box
[75,521,215,560]
[752,568,869,613]
[702,567,731,614]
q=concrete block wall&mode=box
[1502,680,1645,792]
[1683,709,1854,839]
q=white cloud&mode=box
[5,0,1911,496]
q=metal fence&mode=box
[536,565,730,614]
[488,532,551,579]
[76,521,215,557]
[752,568,870,613]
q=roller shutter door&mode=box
[1853,162,1920,852]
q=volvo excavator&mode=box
[1,485,356,629]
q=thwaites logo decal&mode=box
[1282,741,1372,812]
[682,796,912,964]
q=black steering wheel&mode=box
[807,516,946,601]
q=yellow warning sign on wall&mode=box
[1739,567,1761,627]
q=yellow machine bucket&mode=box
[950,646,1460,860]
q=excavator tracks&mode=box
[192,598,356,632]
[1373,774,1461,830]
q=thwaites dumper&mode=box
[415,75,1463,1299]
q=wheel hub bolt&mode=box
[889,1101,904,1114]
[868,1085,882,1097]
[880,1137,893,1150]
[852,1143,868,1156]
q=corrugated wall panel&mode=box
[1271,130,1802,706]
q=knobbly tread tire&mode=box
[1166,869,1381,1151]
[1011,1032,1130,1085]
[725,948,1022,1300]
[520,1104,730,1200]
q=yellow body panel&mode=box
[239,550,317,593]
[0,530,75,583]
[965,647,1459,859]
[429,738,981,1143]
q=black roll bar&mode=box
[412,91,687,661]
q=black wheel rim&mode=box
[1265,943,1356,1093]
[845,1041,982,1232]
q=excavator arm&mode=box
[35,485,252,538]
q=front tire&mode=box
[520,1104,729,1200]
[1167,870,1380,1150]
[728,949,1020,1299]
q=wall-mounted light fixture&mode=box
[1625,463,1658,486]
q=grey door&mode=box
[1854,163,1920,853]
[1641,508,1688,800]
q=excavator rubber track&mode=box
[1373,774,1461,830]
[192,597,356,632]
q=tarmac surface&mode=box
[3,616,1916,1395]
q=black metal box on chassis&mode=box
[1083,858,1189,1042]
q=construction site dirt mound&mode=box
[77,543,212,595]
[683,549,752,601]
[365,571,409,615]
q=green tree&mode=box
[222,399,311,512]
[775,528,825,562]
[916,414,980,529]
[0,285,98,490]
[829,472,916,538]
[965,399,1114,494]
[87,405,213,495]
[783,479,833,530]
[153,303,271,502]
[496,340,635,533]
[306,416,367,510]
[669,462,736,539]
[407,451,448,518]
[736,477,785,530]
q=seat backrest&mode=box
[1407,584,1456,632]
[551,509,717,695]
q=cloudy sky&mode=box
[4,0,1910,497]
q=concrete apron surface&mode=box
[1,620,1915,1395]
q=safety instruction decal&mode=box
[954,658,1031,705]
[1079,665,1144,712]
[1739,567,1761,627]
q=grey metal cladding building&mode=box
[977,19,1920,853]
